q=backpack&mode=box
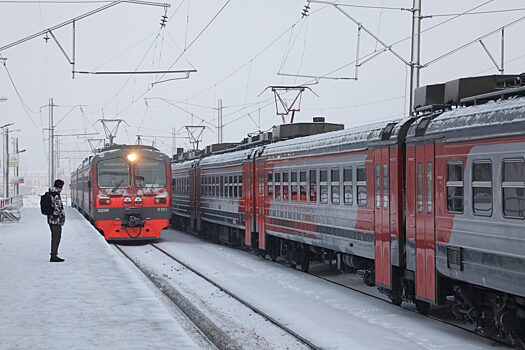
[40,192,54,216]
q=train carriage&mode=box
[71,144,171,240]
[406,94,525,336]
[168,74,525,347]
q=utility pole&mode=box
[1,125,10,198]
[217,99,223,143]
[409,0,422,114]
[49,97,55,186]
[171,127,177,156]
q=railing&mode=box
[0,195,23,223]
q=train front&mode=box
[93,146,171,241]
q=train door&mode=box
[256,157,267,250]
[374,147,391,288]
[415,143,436,303]
[243,149,258,247]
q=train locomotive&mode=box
[71,144,171,240]
[171,74,525,348]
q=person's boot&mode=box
[50,254,65,262]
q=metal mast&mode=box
[409,0,422,114]
[49,98,55,186]
[217,99,223,143]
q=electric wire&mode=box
[306,0,500,81]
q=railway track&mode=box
[115,243,323,350]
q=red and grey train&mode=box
[171,74,525,347]
[71,144,171,240]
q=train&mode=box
[71,144,172,240]
[170,74,525,348]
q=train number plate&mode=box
[97,208,110,213]
[157,207,168,212]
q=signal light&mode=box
[154,197,167,205]
[99,198,111,205]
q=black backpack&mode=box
[40,192,54,215]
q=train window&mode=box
[267,172,273,199]
[446,162,464,213]
[97,157,130,188]
[320,169,328,204]
[426,162,432,213]
[343,167,353,205]
[357,166,367,206]
[472,160,492,217]
[384,164,389,209]
[291,171,298,201]
[376,164,381,209]
[135,158,166,188]
[239,174,243,197]
[300,171,307,201]
[275,172,281,200]
[283,172,290,200]
[417,162,423,213]
[309,169,317,202]
[502,159,525,218]
[331,168,340,205]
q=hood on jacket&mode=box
[49,187,62,194]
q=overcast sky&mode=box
[1,0,525,175]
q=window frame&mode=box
[472,160,492,217]
[343,166,353,206]
[502,158,525,219]
[446,161,464,214]
[356,165,367,206]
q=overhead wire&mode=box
[307,0,499,81]
[108,0,233,120]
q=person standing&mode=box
[48,179,66,262]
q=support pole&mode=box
[409,0,421,115]
[217,99,223,144]
[501,28,505,74]
[14,138,19,196]
[171,127,176,156]
[49,98,55,186]
[2,128,8,198]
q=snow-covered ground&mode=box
[0,207,203,349]
[120,228,508,350]
[1,202,510,349]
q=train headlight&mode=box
[124,197,132,205]
[154,197,167,205]
[134,197,142,204]
[99,198,111,205]
[127,153,138,162]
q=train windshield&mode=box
[97,158,130,189]
[135,158,166,188]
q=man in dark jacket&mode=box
[48,179,66,262]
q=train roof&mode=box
[260,119,402,159]
[407,95,525,142]
[199,147,254,168]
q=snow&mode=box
[0,207,200,349]
[0,203,507,349]
[426,96,525,135]
[130,229,503,350]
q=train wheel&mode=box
[301,259,310,273]
[415,300,430,315]
[389,295,402,306]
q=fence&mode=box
[0,195,23,223]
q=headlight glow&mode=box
[127,153,138,162]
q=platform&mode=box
[0,207,199,349]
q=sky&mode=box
[1,0,525,175]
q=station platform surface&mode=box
[0,207,200,350]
